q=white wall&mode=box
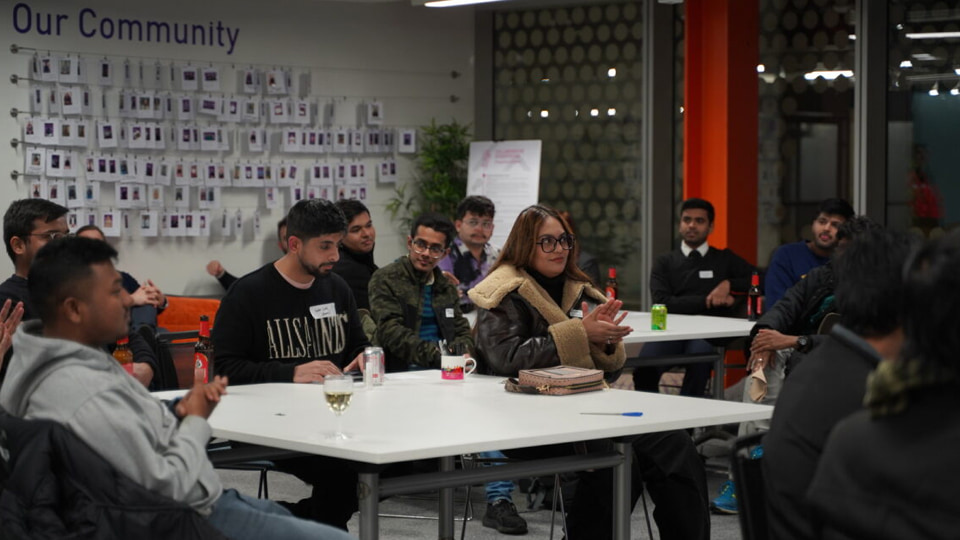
[1,0,475,294]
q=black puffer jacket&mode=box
[0,411,225,540]
[468,265,625,377]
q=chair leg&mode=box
[258,468,269,499]
[548,474,568,540]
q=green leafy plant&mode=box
[386,119,471,232]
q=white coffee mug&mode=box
[441,355,477,380]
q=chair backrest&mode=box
[730,431,769,540]
[157,296,221,332]
[138,325,180,391]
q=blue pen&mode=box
[580,412,644,417]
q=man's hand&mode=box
[747,350,773,372]
[441,271,460,286]
[206,260,226,279]
[145,280,166,309]
[750,329,797,355]
[131,285,160,307]
[176,375,228,419]
[0,299,25,363]
[132,362,155,388]
[343,352,365,373]
[706,279,734,308]
[293,360,343,383]
[581,300,632,347]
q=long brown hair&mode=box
[491,204,592,283]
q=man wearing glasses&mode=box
[437,196,499,313]
[368,212,473,372]
[1,199,70,321]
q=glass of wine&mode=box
[323,374,354,441]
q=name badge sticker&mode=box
[569,309,584,318]
[699,270,714,279]
[445,308,455,318]
[309,303,337,319]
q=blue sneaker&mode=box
[711,480,738,514]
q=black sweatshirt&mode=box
[649,246,755,317]
[212,263,369,385]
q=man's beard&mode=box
[299,254,332,278]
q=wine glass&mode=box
[323,374,354,441]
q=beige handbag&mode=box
[505,366,606,396]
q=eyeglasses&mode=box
[536,233,575,253]
[463,219,494,230]
[411,238,447,259]
[28,231,71,241]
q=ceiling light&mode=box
[906,31,960,39]
[607,68,617,78]
[424,0,508,7]
[950,85,960,96]
[929,83,940,96]
[912,53,941,61]
[804,69,854,81]
[900,60,914,68]
[607,108,616,116]
[756,64,766,73]
[590,108,599,117]
[540,110,549,118]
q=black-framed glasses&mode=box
[411,238,447,259]
[536,233,575,253]
[28,231,71,241]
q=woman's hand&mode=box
[581,300,632,347]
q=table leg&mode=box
[438,455,455,540]
[713,345,727,400]
[612,440,631,540]
[358,470,380,540]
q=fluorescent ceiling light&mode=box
[804,70,854,81]
[425,0,507,6]
[912,53,941,61]
[906,31,960,39]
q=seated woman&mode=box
[470,204,709,540]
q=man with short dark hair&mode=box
[633,197,756,398]
[332,200,378,310]
[763,198,854,308]
[369,212,527,534]
[438,195,499,312]
[0,237,352,540]
[1,199,69,320]
[763,228,915,539]
[212,199,369,530]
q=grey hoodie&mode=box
[0,320,222,515]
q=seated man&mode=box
[212,200,368,530]
[332,200,378,311]
[763,198,853,309]
[763,228,914,539]
[369,212,528,535]
[633,198,755,397]
[0,236,352,540]
[808,231,960,538]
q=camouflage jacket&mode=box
[368,256,473,371]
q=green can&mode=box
[651,304,667,331]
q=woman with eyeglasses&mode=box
[469,204,710,540]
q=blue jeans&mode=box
[479,450,515,503]
[631,339,715,397]
[207,489,355,540]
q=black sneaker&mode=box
[482,499,528,535]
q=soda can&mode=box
[651,304,667,331]
[363,346,385,387]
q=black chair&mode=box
[138,325,180,391]
[730,431,769,540]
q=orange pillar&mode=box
[683,0,759,265]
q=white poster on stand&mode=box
[466,140,542,248]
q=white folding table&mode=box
[163,371,771,539]
[621,312,756,398]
